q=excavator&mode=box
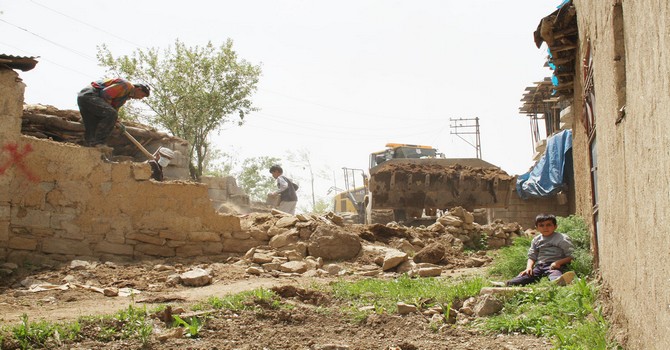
[363,143,514,224]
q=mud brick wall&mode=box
[491,188,569,230]
[0,68,265,264]
[570,1,670,348]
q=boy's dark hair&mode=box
[535,213,557,226]
[269,165,283,174]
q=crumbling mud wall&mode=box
[491,189,570,229]
[572,1,670,348]
[0,68,262,264]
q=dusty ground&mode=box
[0,217,552,350]
[0,260,552,350]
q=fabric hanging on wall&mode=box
[516,129,573,199]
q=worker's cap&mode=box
[158,147,174,159]
[134,83,150,96]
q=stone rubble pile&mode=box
[234,207,528,279]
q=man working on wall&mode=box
[77,78,150,147]
[269,165,298,214]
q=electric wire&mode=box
[29,0,144,49]
[0,40,92,78]
[0,18,97,62]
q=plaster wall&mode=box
[1,69,264,264]
[572,1,670,348]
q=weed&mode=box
[172,315,203,338]
[9,313,82,349]
[557,215,593,277]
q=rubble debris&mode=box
[180,268,212,287]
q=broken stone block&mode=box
[275,216,299,228]
[417,267,442,277]
[279,261,307,273]
[269,231,299,249]
[252,253,275,264]
[180,268,212,287]
[382,250,408,271]
[397,302,417,315]
[307,226,361,260]
[438,215,463,227]
[459,297,476,316]
[69,260,93,270]
[413,243,445,264]
[426,222,445,232]
[395,259,415,274]
[246,266,263,275]
[474,294,503,317]
[262,262,282,272]
[295,213,310,222]
[281,249,303,261]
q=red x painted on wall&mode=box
[0,143,39,182]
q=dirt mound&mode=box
[373,161,513,181]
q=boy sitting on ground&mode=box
[506,213,576,286]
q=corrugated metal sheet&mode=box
[0,54,39,71]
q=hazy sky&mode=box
[1,0,557,205]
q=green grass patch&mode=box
[8,314,82,349]
[192,287,281,312]
[557,215,593,277]
[330,274,484,321]
[487,236,533,279]
[482,279,616,349]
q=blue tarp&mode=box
[516,130,573,199]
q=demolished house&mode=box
[1,60,523,264]
[0,62,263,263]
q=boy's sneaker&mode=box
[554,271,576,286]
[490,281,506,287]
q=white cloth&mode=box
[278,201,297,215]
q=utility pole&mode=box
[449,117,482,159]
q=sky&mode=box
[0,0,557,208]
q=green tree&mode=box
[299,196,331,214]
[202,147,238,178]
[97,39,261,179]
[237,156,281,202]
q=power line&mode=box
[0,40,92,78]
[0,18,97,62]
[29,0,144,49]
[260,88,446,122]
